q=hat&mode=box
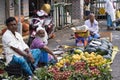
[36,10,48,17]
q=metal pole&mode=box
[80,0,84,19]
[18,0,22,35]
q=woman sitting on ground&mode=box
[30,27,58,65]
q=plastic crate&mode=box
[74,30,90,38]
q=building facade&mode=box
[0,0,6,24]
[0,0,29,25]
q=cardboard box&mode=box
[99,32,112,42]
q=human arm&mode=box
[17,33,35,63]
[42,46,58,62]
[24,48,34,63]
[10,47,34,63]
[10,46,28,57]
[85,20,96,33]
[93,24,99,34]
[90,24,99,34]
[93,20,99,33]
[2,32,34,63]
[85,20,99,34]
[30,38,58,62]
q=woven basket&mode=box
[74,30,90,38]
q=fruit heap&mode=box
[48,67,72,80]
[56,52,108,68]
[84,52,107,66]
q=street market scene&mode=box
[0,0,120,80]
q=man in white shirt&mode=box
[105,0,116,30]
[2,17,40,78]
[85,13,100,41]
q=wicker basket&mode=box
[74,30,90,38]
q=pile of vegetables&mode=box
[35,52,112,80]
[85,39,113,59]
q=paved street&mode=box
[48,20,120,80]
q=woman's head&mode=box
[36,27,45,37]
[36,27,48,45]
[5,17,17,33]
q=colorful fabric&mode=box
[30,37,48,64]
[10,49,41,76]
[88,33,100,42]
[39,50,48,64]
[30,37,45,49]
[107,14,113,27]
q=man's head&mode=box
[5,17,17,33]
[89,13,95,23]
[36,27,45,38]
[85,0,90,3]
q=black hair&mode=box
[44,0,49,3]
[5,17,16,26]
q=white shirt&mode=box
[105,0,116,21]
[2,30,29,64]
[85,19,99,34]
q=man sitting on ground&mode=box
[84,13,100,42]
[2,17,40,79]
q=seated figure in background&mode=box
[84,13,100,42]
[30,27,58,65]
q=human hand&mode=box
[105,12,108,15]
[24,48,30,54]
[27,53,34,63]
[53,55,58,62]
[90,31,95,36]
